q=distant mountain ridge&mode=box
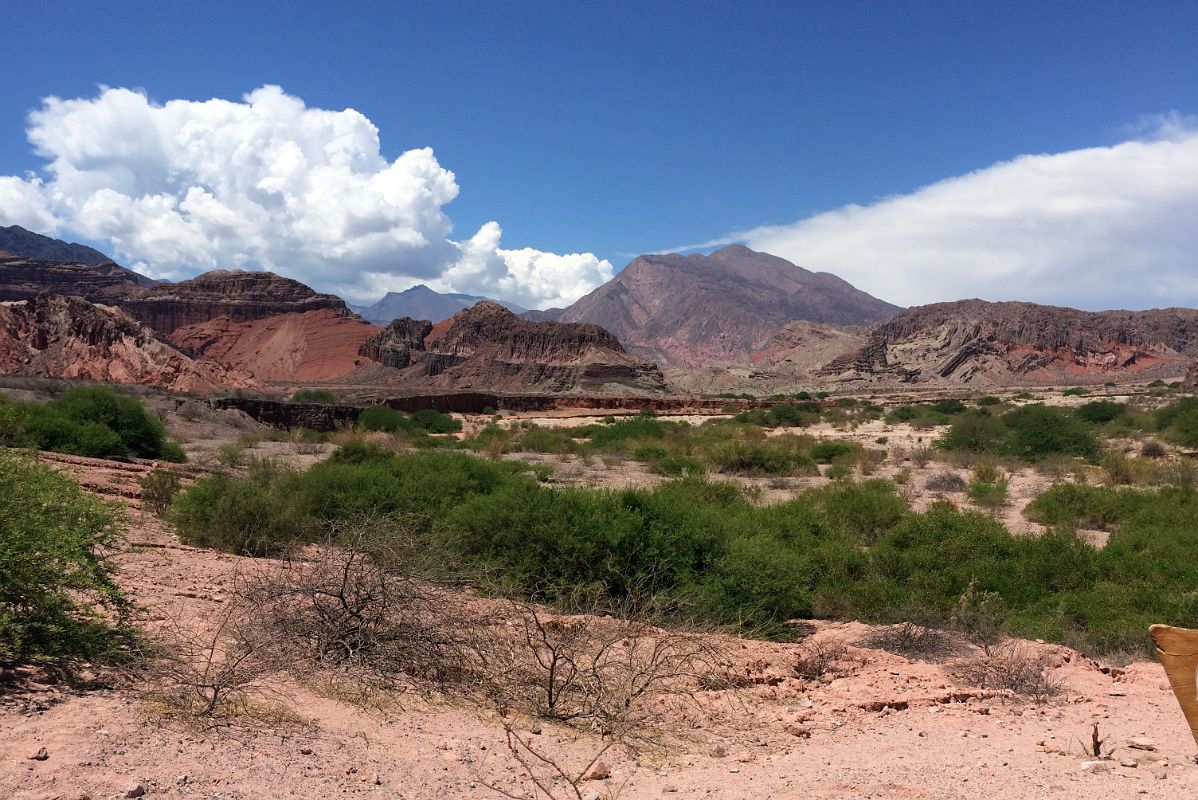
[549,244,901,367]
[0,224,158,286]
[351,284,526,324]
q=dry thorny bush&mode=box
[139,521,732,798]
[951,641,1064,704]
[467,595,729,799]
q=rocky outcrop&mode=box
[0,295,259,394]
[358,318,432,368]
[120,270,353,334]
[169,309,380,382]
[554,245,901,367]
[821,300,1198,386]
[0,254,152,304]
[356,302,668,394]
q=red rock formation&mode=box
[121,270,353,335]
[169,309,380,382]
[357,302,668,394]
[0,295,259,394]
[553,245,900,367]
[821,300,1198,385]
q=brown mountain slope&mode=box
[357,302,667,394]
[0,295,259,394]
[821,299,1198,385]
[554,245,900,367]
[121,270,353,335]
[169,309,380,382]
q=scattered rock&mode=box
[123,782,147,798]
[176,775,189,785]
[783,724,812,738]
[1119,758,1138,768]
[662,786,679,794]
[28,747,49,761]
[1153,767,1168,780]
[1128,737,1157,751]
[584,762,611,781]
[1080,760,1110,774]
[709,743,727,758]
[530,723,542,735]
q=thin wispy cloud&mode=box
[734,117,1198,310]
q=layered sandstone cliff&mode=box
[357,302,668,394]
[0,295,259,394]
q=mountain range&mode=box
[2,225,1196,394]
[350,284,526,325]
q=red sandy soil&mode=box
[3,454,1198,799]
[169,309,379,382]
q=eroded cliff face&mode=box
[0,255,148,304]
[168,309,380,382]
[0,295,260,395]
[819,300,1198,385]
[120,270,353,334]
[357,302,668,394]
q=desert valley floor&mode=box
[4,398,1198,800]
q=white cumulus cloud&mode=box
[739,119,1198,311]
[0,85,612,309]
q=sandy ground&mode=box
[3,454,1198,800]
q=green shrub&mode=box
[358,404,403,433]
[1062,387,1090,396]
[410,409,462,434]
[169,460,312,556]
[824,464,852,480]
[649,455,706,477]
[1075,400,1126,424]
[930,399,968,415]
[291,389,336,404]
[968,480,1009,508]
[810,440,857,464]
[805,479,907,545]
[938,411,1008,454]
[0,452,130,662]
[709,441,816,476]
[139,468,182,516]
[4,386,186,462]
[1002,404,1099,461]
[976,396,1001,406]
[632,444,670,462]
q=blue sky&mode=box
[2,1,1196,309]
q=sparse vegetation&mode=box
[291,388,337,404]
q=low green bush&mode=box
[708,441,817,476]
[1,452,131,662]
[810,440,857,464]
[649,455,706,477]
[0,386,185,462]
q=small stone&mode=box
[1128,737,1157,751]
[728,767,740,773]
[582,791,601,800]
[1080,760,1110,774]
[709,743,727,758]
[662,786,679,794]
[1153,767,1167,780]
[28,747,49,761]
[299,747,314,755]
[1119,758,1138,768]
[123,782,147,798]
[783,724,811,738]
[584,762,611,781]
[1108,690,1127,697]
[530,723,542,735]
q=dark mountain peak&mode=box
[0,224,115,267]
[557,247,901,367]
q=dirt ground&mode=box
[4,451,1198,800]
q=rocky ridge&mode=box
[351,284,525,325]
[820,299,1198,385]
[0,295,259,394]
[357,301,667,394]
[120,270,353,335]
